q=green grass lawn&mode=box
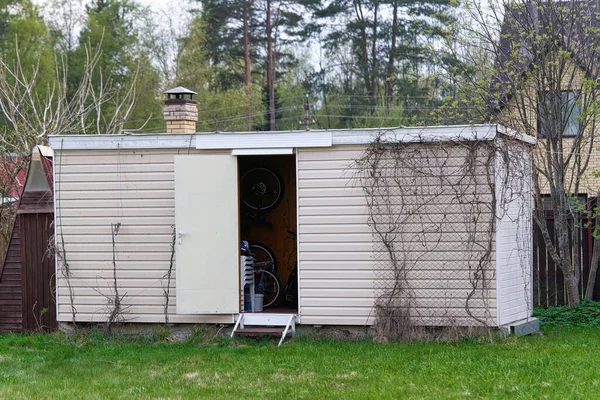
[1,327,599,399]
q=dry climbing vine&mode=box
[103,222,128,332]
[355,130,532,340]
[161,225,176,326]
[56,139,77,325]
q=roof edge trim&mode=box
[48,124,535,150]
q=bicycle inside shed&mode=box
[238,154,298,314]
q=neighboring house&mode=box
[0,154,26,204]
[490,0,600,196]
[0,146,56,333]
[47,95,536,334]
[489,1,600,306]
[0,155,26,260]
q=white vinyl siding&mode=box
[52,129,533,328]
[297,147,373,325]
[495,140,534,325]
[54,149,233,324]
[298,145,498,327]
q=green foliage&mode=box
[0,0,56,134]
[175,16,211,91]
[196,85,265,132]
[68,0,161,133]
[72,0,138,87]
[534,301,600,327]
[0,0,502,139]
[0,1,53,65]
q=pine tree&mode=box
[194,0,318,130]
[316,0,458,114]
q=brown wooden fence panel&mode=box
[20,213,56,331]
[0,217,22,333]
[581,221,591,296]
[532,238,540,304]
[533,200,600,307]
[537,227,548,307]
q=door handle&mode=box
[177,228,185,245]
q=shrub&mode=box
[534,301,600,327]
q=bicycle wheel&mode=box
[256,269,282,307]
[240,168,283,211]
[250,243,277,271]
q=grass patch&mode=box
[1,327,600,398]
[534,300,600,327]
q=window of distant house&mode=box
[538,90,582,137]
[541,193,588,216]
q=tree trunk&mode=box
[352,0,372,97]
[534,178,581,306]
[303,95,310,129]
[585,193,600,300]
[557,195,581,305]
[266,0,276,131]
[243,5,253,132]
[556,191,581,306]
[572,207,581,292]
[370,0,379,101]
[385,0,398,109]
[317,40,331,129]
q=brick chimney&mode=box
[163,86,198,134]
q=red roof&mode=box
[0,155,27,199]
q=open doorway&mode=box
[239,154,298,313]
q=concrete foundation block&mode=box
[506,318,540,336]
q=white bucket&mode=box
[254,293,264,312]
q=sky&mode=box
[35,0,194,12]
[136,0,197,20]
[34,0,198,28]
[137,0,191,13]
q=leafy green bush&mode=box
[534,301,600,327]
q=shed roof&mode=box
[48,124,535,151]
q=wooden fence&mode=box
[533,204,600,307]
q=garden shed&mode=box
[48,124,536,334]
[0,146,56,333]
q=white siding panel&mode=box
[495,139,533,325]
[59,181,175,191]
[59,208,173,218]
[297,187,365,198]
[54,148,237,324]
[59,172,174,182]
[62,234,174,244]
[298,147,375,325]
[57,313,233,324]
[298,144,498,327]
[301,316,375,325]
[58,190,175,200]
[59,217,177,226]
[299,215,369,225]
[62,225,174,235]
[60,198,175,208]
[55,140,514,328]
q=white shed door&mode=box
[174,155,239,314]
